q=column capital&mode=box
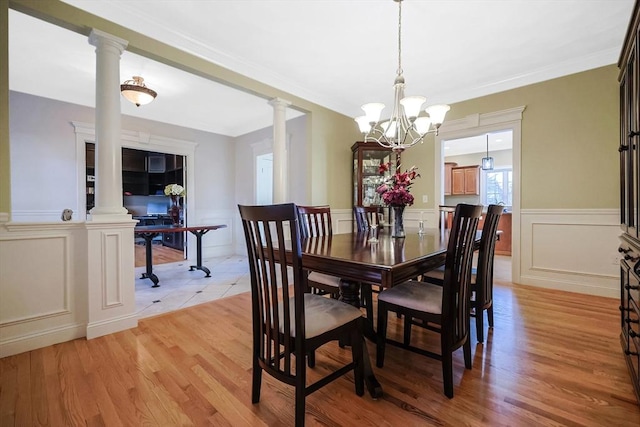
[268,97,292,109]
[88,29,128,54]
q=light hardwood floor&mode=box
[2,258,639,426]
[134,243,184,268]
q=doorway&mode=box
[434,106,524,283]
[256,153,273,205]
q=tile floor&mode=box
[135,254,251,319]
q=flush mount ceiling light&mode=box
[120,76,157,107]
[354,0,450,153]
[482,134,494,170]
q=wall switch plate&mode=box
[422,195,428,203]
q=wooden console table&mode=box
[134,224,227,287]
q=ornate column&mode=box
[88,29,128,219]
[268,97,291,203]
[85,30,137,340]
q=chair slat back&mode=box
[442,203,482,348]
[353,205,381,231]
[476,204,503,308]
[297,205,332,238]
[238,203,305,381]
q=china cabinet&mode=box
[351,142,392,207]
[618,0,640,405]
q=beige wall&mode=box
[403,65,619,210]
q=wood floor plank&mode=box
[2,258,640,425]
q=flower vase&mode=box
[392,205,405,238]
[169,195,181,226]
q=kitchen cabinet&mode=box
[618,0,640,405]
[451,165,480,195]
[86,143,95,211]
[351,141,392,207]
[479,212,511,256]
[85,145,185,197]
[444,162,457,196]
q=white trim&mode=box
[86,313,138,340]
[0,323,86,358]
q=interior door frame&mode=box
[433,106,525,283]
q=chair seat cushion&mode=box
[378,280,443,315]
[422,266,477,285]
[308,271,341,288]
[280,294,362,338]
[422,265,445,282]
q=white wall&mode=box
[234,114,308,253]
[10,91,237,231]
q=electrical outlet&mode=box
[422,195,428,203]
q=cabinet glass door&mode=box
[352,142,392,207]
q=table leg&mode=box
[339,279,383,398]
[140,233,160,287]
[188,229,211,277]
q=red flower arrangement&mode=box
[376,162,420,207]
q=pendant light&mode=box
[120,76,157,107]
[481,134,494,170]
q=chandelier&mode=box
[354,0,450,153]
[120,76,157,107]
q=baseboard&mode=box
[86,313,138,340]
[518,274,618,299]
[0,323,86,358]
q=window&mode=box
[482,168,512,207]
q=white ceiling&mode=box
[8,0,635,140]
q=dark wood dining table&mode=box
[299,227,484,399]
[135,224,227,287]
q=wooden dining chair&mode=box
[421,204,503,342]
[376,203,482,398]
[296,205,341,298]
[238,203,364,426]
[353,205,382,232]
[353,205,384,316]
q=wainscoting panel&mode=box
[0,224,86,357]
[519,209,619,297]
[193,213,235,259]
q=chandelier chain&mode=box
[397,0,403,76]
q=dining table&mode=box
[299,227,485,399]
[134,224,227,287]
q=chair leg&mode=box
[295,364,306,426]
[476,305,485,343]
[487,304,494,328]
[376,302,389,368]
[463,338,472,369]
[441,346,454,399]
[307,350,316,368]
[403,315,412,346]
[251,359,262,403]
[351,325,365,397]
[362,283,374,321]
